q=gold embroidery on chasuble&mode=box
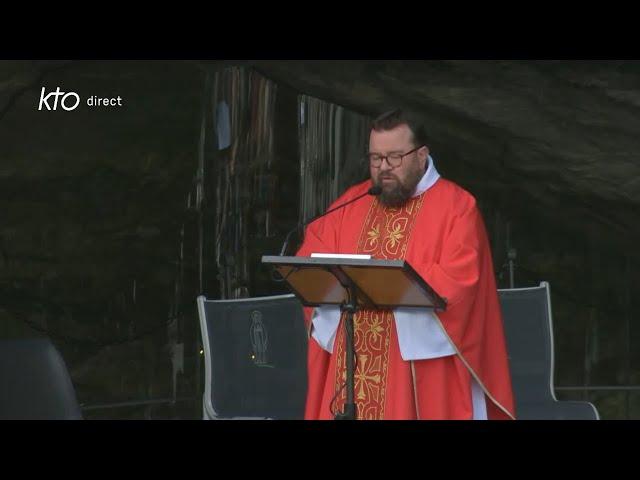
[334,193,426,419]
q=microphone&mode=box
[279,185,382,256]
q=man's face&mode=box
[369,124,429,207]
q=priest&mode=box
[296,109,515,420]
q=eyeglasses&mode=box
[367,145,425,168]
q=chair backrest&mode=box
[498,282,599,419]
[197,294,307,419]
[0,338,82,420]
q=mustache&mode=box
[378,173,398,181]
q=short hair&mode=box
[370,109,429,147]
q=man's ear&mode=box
[419,146,430,170]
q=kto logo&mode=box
[38,87,80,111]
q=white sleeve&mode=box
[310,306,341,353]
[393,308,456,361]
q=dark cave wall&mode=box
[0,60,205,415]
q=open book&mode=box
[310,253,372,260]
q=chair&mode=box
[498,282,599,419]
[197,294,307,419]
[0,338,82,420]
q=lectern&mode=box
[262,255,446,420]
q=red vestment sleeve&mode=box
[410,195,516,419]
[295,205,344,419]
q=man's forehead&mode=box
[369,124,413,149]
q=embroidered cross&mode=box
[355,354,382,401]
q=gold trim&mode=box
[431,314,516,420]
[411,361,420,420]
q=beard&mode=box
[374,167,423,208]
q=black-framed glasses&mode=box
[367,145,425,168]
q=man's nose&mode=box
[379,157,393,172]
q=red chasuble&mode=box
[297,177,515,420]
